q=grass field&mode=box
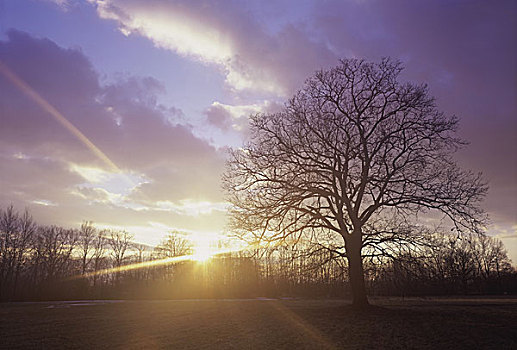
[1,297,516,349]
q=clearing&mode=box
[1,297,516,349]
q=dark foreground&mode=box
[1,297,516,349]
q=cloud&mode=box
[87,0,336,97]
[204,103,234,131]
[311,0,516,238]
[0,153,83,204]
[204,101,279,132]
[39,0,71,9]
[2,1,516,249]
[86,0,516,237]
[0,30,226,233]
[496,233,517,240]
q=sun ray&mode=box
[267,301,337,349]
[0,60,120,173]
[70,246,246,280]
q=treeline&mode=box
[366,232,516,296]
[0,206,515,301]
[238,231,517,298]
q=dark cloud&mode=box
[204,104,233,131]
[0,30,101,164]
[310,0,517,234]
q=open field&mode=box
[1,297,517,349]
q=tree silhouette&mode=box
[108,229,133,283]
[155,230,193,258]
[79,221,96,275]
[223,58,488,307]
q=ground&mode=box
[1,297,516,349]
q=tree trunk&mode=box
[347,236,369,308]
[82,255,87,275]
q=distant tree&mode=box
[35,226,77,281]
[470,235,512,280]
[444,236,476,294]
[108,230,133,268]
[91,230,107,287]
[0,206,36,299]
[78,221,96,275]
[224,58,487,308]
[155,230,192,258]
[108,229,133,283]
[153,231,192,282]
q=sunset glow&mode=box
[73,245,246,280]
[191,239,214,262]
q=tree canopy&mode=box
[223,58,488,307]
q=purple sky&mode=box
[0,0,516,261]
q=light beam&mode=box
[0,60,120,173]
[71,246,245,280]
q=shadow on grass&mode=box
[294,300,517,349]
[1,299,516,349]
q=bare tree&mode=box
[108,230,133,282]
[155,230,192,258]
[153,230,192,282]
[35,226,78,281]
[470,235,512,280]
[0,206,36,299]
[91,230,107,287]
[78,221,96,275]
[223,58,487,307]
[108,229,133,267]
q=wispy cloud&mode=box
[204,101,280,132]
[87,0,336,96]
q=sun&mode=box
[192,247,212,262]
[188,231,245,262]
[191,238,213,262]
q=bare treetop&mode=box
[224,58,488,307]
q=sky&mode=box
[0,0,516,261]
